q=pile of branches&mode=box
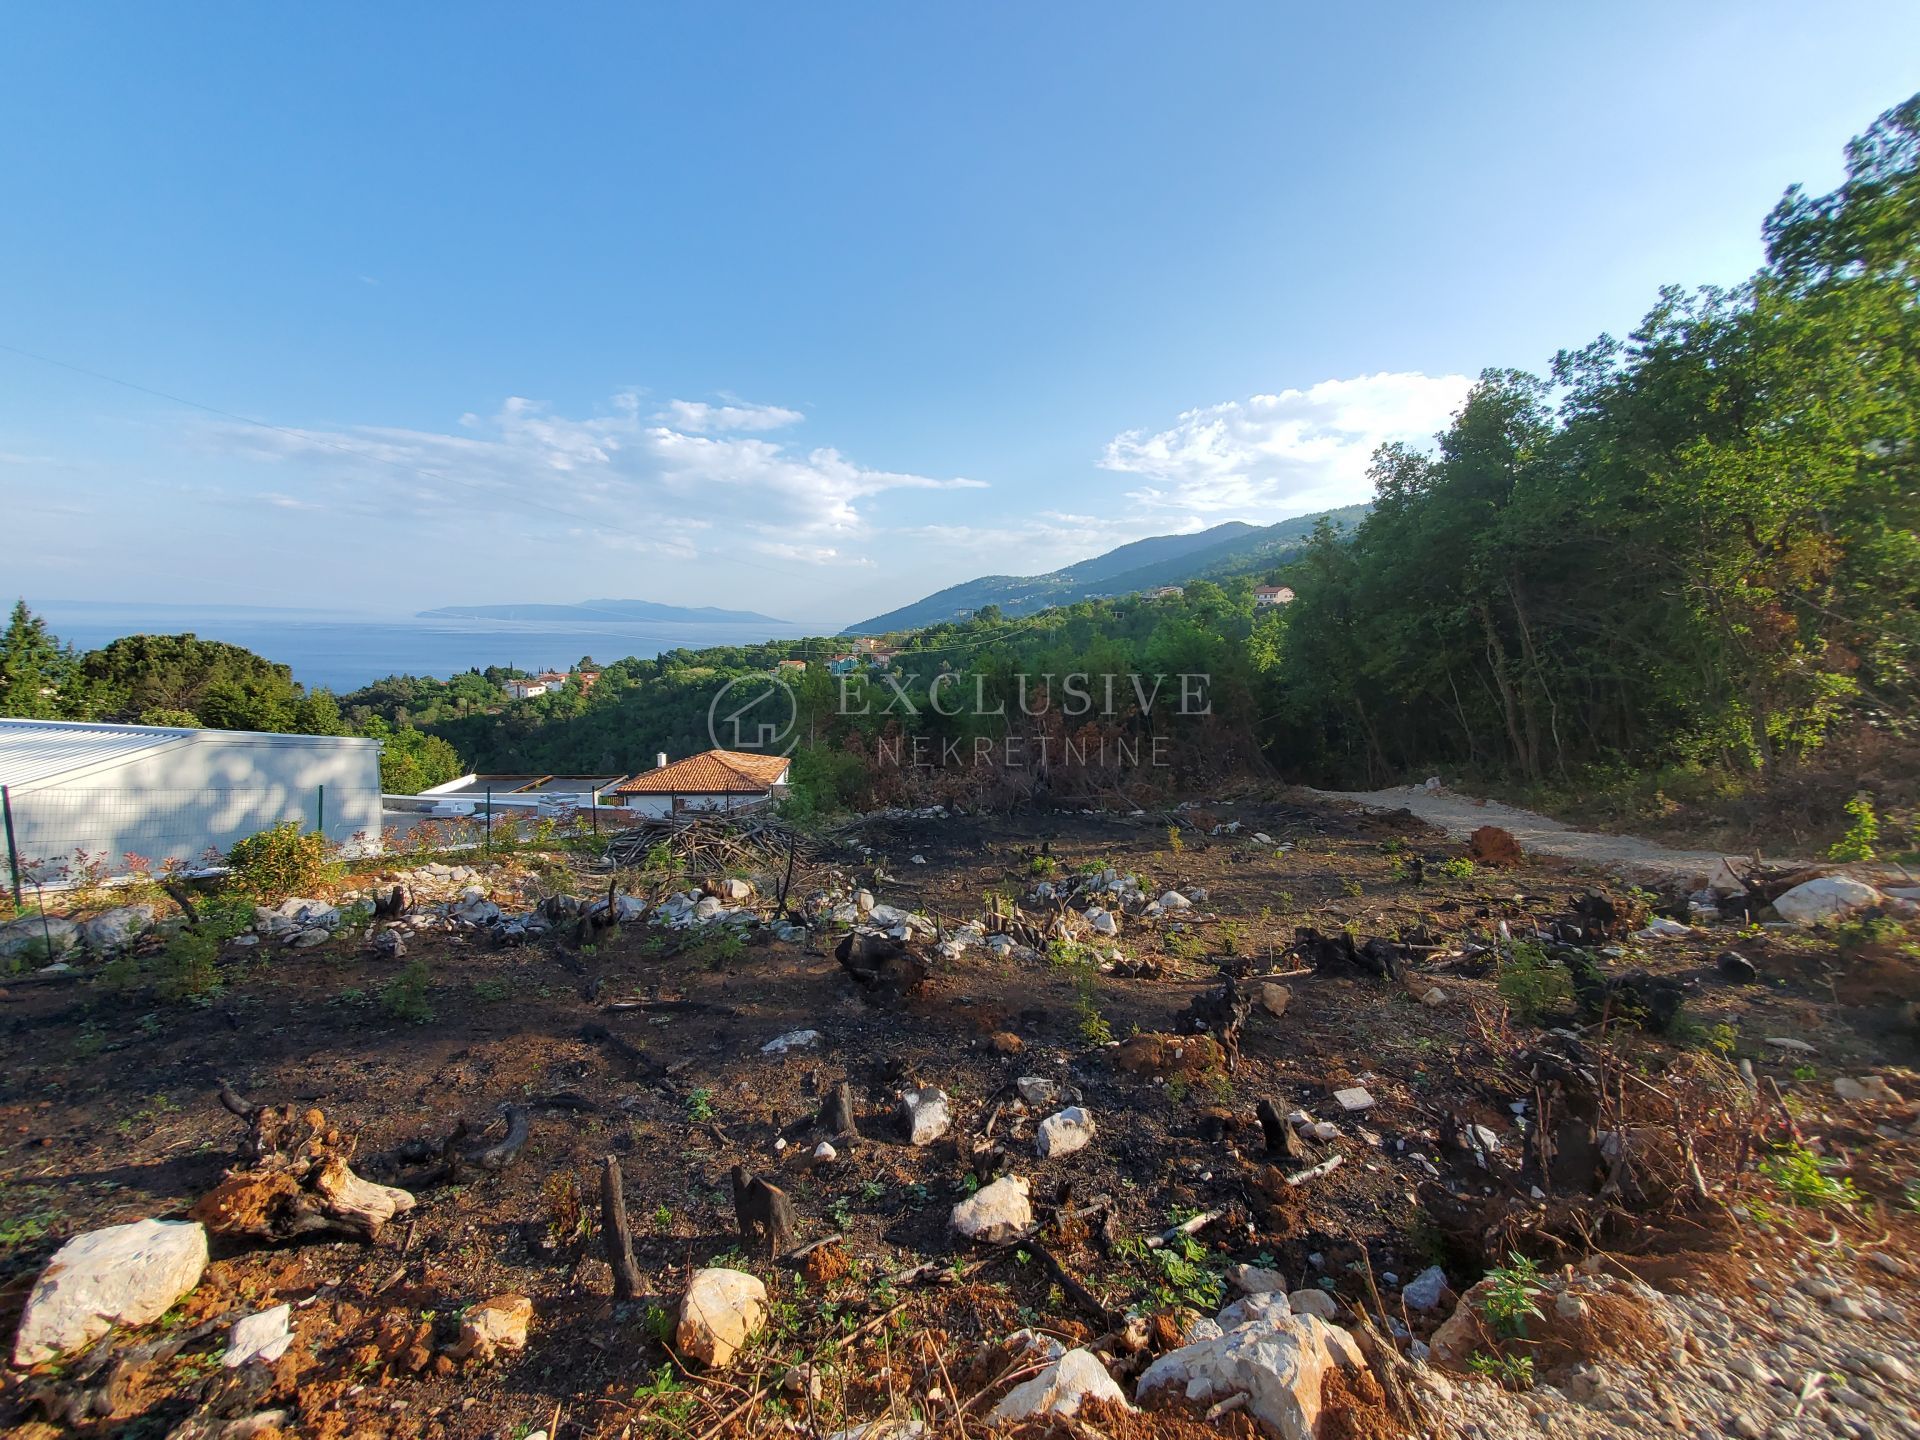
[606,811,833,876]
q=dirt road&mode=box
[1304,783,1765,887]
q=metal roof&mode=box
[0,718,197,789]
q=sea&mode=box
[36,602,829,693]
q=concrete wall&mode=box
[619,790,776,819]
[7,732,382,876]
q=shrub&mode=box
[228,822,336,901]
[1439,856,1476,880]
[157,928,223,1003]
[1827,793,1879,862]
[1496,942,1572,1024]
[378,959,434,1024]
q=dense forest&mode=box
[4,94,1914,832]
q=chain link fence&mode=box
[2,785,335,899]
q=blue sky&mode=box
[4,2,1915,627]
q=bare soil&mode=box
[2,791,1917,1439]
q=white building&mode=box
[1255,584,1296,608]
[609,749,791,817]
[0,719,381,882]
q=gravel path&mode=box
[1428,1252,1920,1440]
[1303,785,1781,888]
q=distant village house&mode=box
[1255,584,1296,608]
[610,749,791,817]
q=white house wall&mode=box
[6,733,381,876]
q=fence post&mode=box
[316,784,326,837]
[590,788,599,837]
[2,786,21,908]
[485,789,493,854]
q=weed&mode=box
[1468,1352,1535,1390]
[829,1197,855,1230]
[685,1088,716,1123]
[1340,878,1363,898]
[1477,1253,1545,1338]
[1439,856,1477,881]
[1495,942,1572,1024]
[470,978,512,1003]
[156,928,223,1003]
[378,960,434,1024]
[1759,1142,1861,1208]
[1218,919,1247,955]
[1162,928,1207,964]
[653,1203,673,1230]
[1167,825,1183,855]
[1028,855,1060,878]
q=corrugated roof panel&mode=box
[0,719,197,789]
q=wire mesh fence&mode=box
[2,785,335,897]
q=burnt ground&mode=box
[2,789,1918,1439]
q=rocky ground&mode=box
[1,788,1916,1440]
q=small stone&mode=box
[453,1294,533,1362]
[1257,983,1292,1018]
[1287,1289,1339,1319]
[1036,1107,1095,1159]
[900,1087,952,1145]
[1332,1087,1375,1112]
[1227,1263,1288,1295]
[950,1175,1032,1243]
[812,1141,837,1163]
[761,1029,822,1055]
[989,1348,1129,1421]
[676,1269,767,1368]
[1828,1295,1869,1320]
[1401,1266,1449,1311]
[1158,891,1192,910]
[223,1303,293,1367]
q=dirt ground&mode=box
[3,789,1917,1439]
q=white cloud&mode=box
[1099,371,1472,517]
[200,391,982,567]
[660,398,805,433]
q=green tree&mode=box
[0,601,73,718]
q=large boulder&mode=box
[676,1268,767,1368]
[990,1348,1130,1422]
[13,1218,209,1365]
[80,904,156,953]
[1773,876,1883,928]
[950,1175,1032,1243]
[1135,1309,1365,1440]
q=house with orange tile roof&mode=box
[608,748,792,817]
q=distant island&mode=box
[418,598,787,625]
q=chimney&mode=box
[656,752,668,769]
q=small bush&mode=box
[1759,1142,1861,1208]
[1827,793,1879,862]
[1477,1252,1545,1337]
[1439,856,1476,881]
[379,959,434,1024]
[157,928,223,1003]
[228,822,336,901]
[1496,942,1573,1024]
[1468,1352,1535,1390]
